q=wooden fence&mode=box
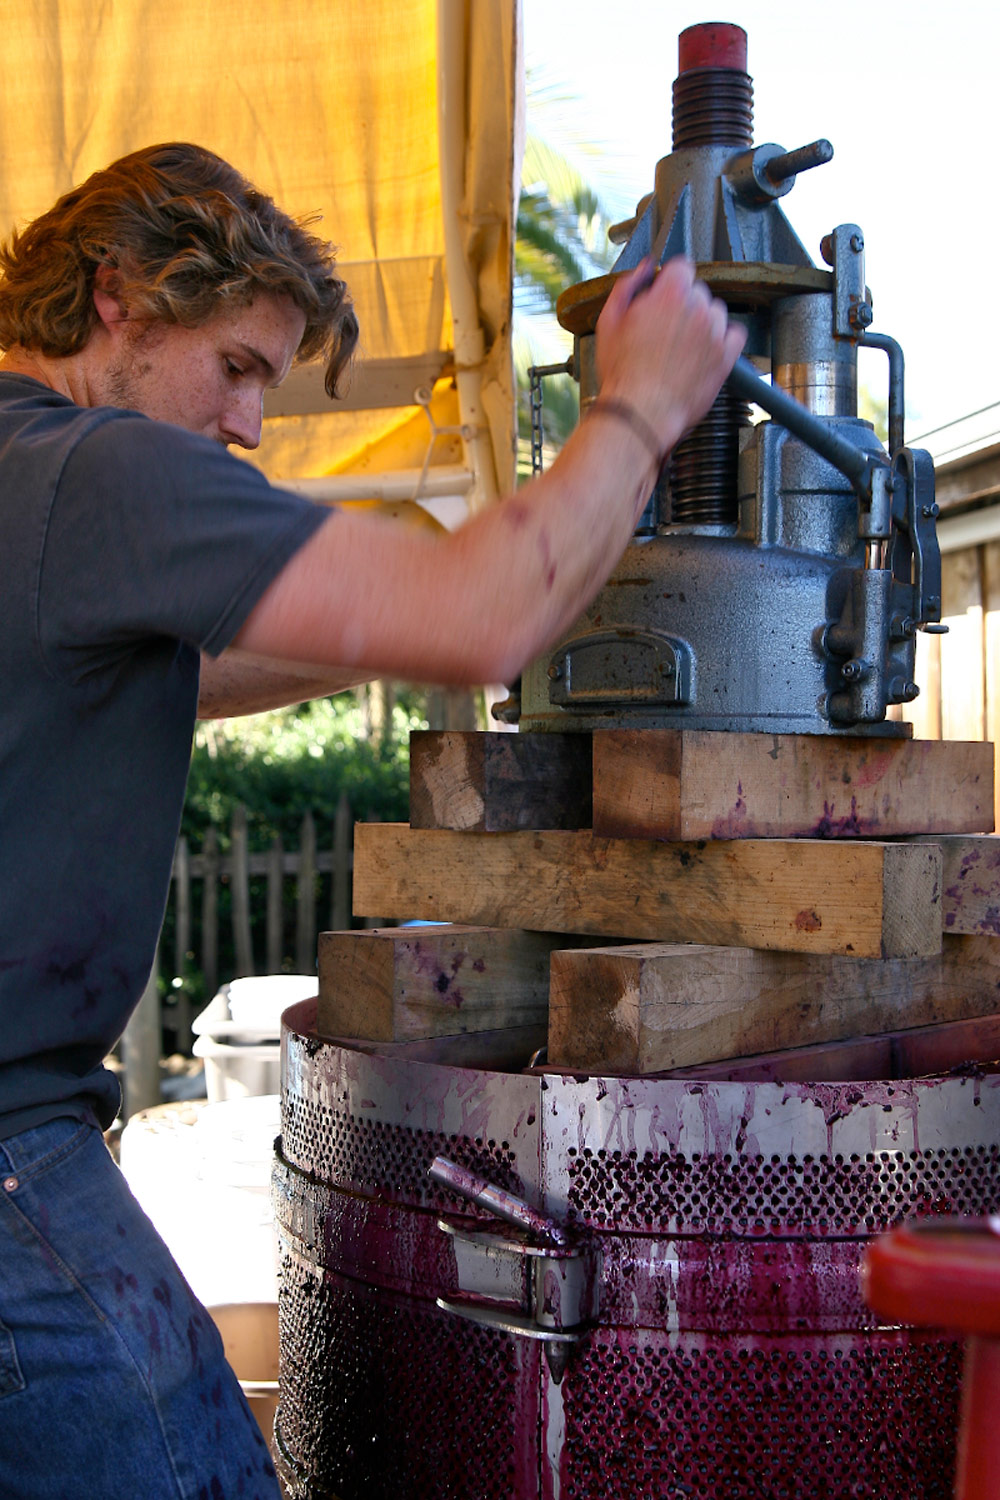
[903,539,1000,829]
[157,792,393,1051]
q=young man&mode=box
[0,143,744,1496]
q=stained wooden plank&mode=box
[317,924,598,1042]
[548,933,1000,1074]
[592,729,994,842]
[409,729,593,831]
[535,1002,1000,1084]
[353,825,942,959]
[929,834,1000,936]
[661,1007,1000,1084]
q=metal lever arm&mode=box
[728,355,882,503]
[428,1154,568,1247]
[429,1156,597,1383]
[727,356,942,627]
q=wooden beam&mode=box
[353,825,942,959]
[659,1006,1000,1083]
[409,730,592,831]
[931,834,1000,935]
[591,729,994,842]
[317,924,597,1042]
[935,440,1000,516]
[548,933,1000,1074]
[263,351,451,417]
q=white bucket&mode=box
[191,975,316,1104]
[192,1034,280,1103]
[193,975,317,1044]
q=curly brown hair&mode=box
[0,142,358,398]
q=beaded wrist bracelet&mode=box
[585,397,666,471]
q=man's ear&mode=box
[92,263,128,329]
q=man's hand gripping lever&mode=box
[587,256,748,524]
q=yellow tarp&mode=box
[0,0,518,502]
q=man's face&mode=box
[96,292,307,448]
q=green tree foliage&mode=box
[161,694,425,1014]
[516,134,613,316]
[183,692,424,849]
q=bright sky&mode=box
[523,0,999,456]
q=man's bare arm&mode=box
[233,261,746,688]
[197,650,372,719]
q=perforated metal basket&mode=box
[273,999,998,1499]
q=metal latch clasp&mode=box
[429,1156,600,1383]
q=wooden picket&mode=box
[160,793,372,1050]
[904,537,1000,829]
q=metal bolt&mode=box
[841,658,866,681]
[3,1176,18,1193]
[921,503,940,519]
[547,664,562,681]
[850,233,864,253]
[850,303,873,329]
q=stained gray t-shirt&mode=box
[0,373,328,1136]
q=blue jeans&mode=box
[0,1116,281,1499]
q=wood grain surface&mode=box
[353,825,942,959]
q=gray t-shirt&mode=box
[0,373,328,1136]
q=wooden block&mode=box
[668,1001,1000,1083]
[592,729,995,841]
[932,835,1000,936]
[548,933,1000,1074]
[409,730,592,831]
[317,924,597,1043]
[353,825,942,959]
[537,1004,1000,1084]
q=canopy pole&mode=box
[282,464,474,503]
[437,0,500,513]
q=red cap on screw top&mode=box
[678,23,748,73]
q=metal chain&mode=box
[527,360,574,474]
